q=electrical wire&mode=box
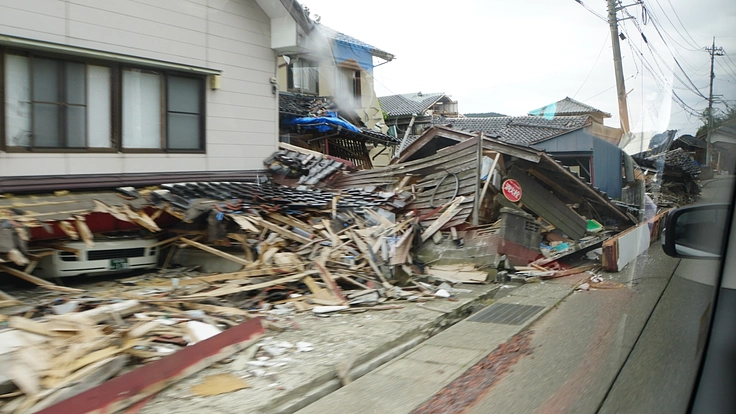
[622,7,708,100]
[715,60,736,82]
[725,53,736,74]
[573,34,610,99]
[581,74,635,101]
[648,0,702,51]
[573,0,608,23]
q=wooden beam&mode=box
[473,133,484,226]
[477,152,501,219]
[267,213,314,234]
[183,271,318,299]
[153,266,299,286]
[179,238,251,267]
[0,265,84,293]
[251,218,311,244]
[350,231,391,288]
[149,235,184,249]
[421,196,465,242]
[314,262,347,304]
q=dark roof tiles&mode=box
[378,92,446,117]
[528,97,611,118]
[431,115,591,146]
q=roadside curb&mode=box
[293,281,578,414]
[261,285,502,414]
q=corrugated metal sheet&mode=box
[532,129,623,199]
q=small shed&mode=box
[531,129,623,199]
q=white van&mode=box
[33,238,160,278]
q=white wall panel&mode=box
[1,0,278,176]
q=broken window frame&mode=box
[1,47,206,154]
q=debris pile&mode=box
[0,298,264,413]
[642,148,702,207]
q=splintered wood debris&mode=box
[0,191,475,413]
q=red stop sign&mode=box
[502,179,522,202]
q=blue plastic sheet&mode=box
[285,116,362,133]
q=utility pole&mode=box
[705,37,725,167]
[606,0,630,134]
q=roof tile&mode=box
[378,92,447,117]
[528,97,611,118]
[430,115,591,146]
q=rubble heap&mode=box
[643,148,702,206]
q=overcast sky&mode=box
[299,0,736,135]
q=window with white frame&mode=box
[287,58,319,95]
[3,50,205,152]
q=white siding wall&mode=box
[0,0,278,177]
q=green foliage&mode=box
[697,107,736,136]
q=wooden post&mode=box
[473,133,484,226]
[478,152,501,222]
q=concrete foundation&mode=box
[415,229,500,266]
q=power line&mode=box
[622,7,708,99]
[722,53,736,77]
[647,0,702,51]
[573,34,610,99]
[573,0,608,23]
[663,0,702,48]
[715,60,736,82]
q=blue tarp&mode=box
[333,41,374,74]
[285,116,362,133]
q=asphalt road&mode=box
[466,177,734,414]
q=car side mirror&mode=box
[662,204,731,259]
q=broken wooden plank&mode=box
[179,238,251,267]
[543,265,601,279]
[390,228,414,265]
[420,196,465,242]
[152,266,299,286]
[228,215,259,233]
[0,289,23,308]
[0,265,84,293]
[57,221,79,240]
[54,300,141,325]
[478,152,501,209]
[251,218,311,244]
[267,213,313,234]
[183,272,318,299]
[25,356,129,413]
[148,235,183,249]
[350,231,391,288]
[36,319,265,414]
[314,262,347,304]
[75,216,94,248]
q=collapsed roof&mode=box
[430,115,592,146]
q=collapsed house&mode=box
[0,128,673,412]
[331,127,637,269]
[278,93,399,169]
